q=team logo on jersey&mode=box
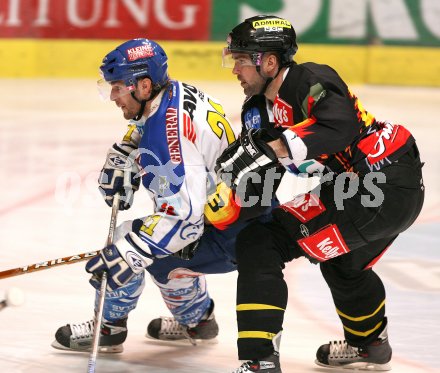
[273,96,293,128]
[165,107,182,163]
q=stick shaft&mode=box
[87,194,120,373]
[0,252,99,280]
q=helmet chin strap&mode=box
[257,65,282,95]
[130,88,160,121]
[130,91,147,121]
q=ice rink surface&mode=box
[0,79,439,373]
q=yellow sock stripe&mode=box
[238,331,276,340]
[236,303,285,311]
[336,300,385,322]
[343,320,383,337]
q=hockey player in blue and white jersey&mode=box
[51,38,281,352]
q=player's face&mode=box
[109,81,141,120]
[230,53,266,96]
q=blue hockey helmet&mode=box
[100,38,169,91]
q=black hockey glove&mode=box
[215,128,278,190]
[98,143,141,210]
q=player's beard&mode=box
[242,75,266,97]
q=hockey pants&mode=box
[95,211,273,327]
[235,145,425,359]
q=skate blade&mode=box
[51,340,124,353]
[145,334,218,346]
[315,360,391,371]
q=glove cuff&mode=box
[114,234,154,273]
[242,129,278,164]
[280,129,308,161]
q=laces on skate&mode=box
[329,340,359,358]
[70,320,95,340]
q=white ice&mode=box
[0,79,439,372]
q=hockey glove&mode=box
[215,128,278,190]
[98,143,141,210]
[86,235,154,292]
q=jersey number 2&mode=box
[207,98,236,145]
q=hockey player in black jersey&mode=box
[218,15,425,372]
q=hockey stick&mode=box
[87,193,120,373]
[0,251,99,280]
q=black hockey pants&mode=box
[235,145,425,360]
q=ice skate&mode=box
[51,318,127,353]
[231,353,281,373]
[146,301,218,344]
[315,324,392,371]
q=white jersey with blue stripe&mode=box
[122,80,238,258]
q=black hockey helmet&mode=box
[225,15,298,67]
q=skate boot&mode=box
[232,353,281,373]
[232,330,283,372]
[51,318,127,353]
[315,323,392,371]
[146,300,218,344]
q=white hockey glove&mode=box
[98,143,141,210]
[215,129,278,190]
[86,235,154,292]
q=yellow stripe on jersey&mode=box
[238,331,277,340]
[336,300,385,322]
[237,303,285,311]
[343,320,383,337]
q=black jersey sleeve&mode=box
[280,63,361,160]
